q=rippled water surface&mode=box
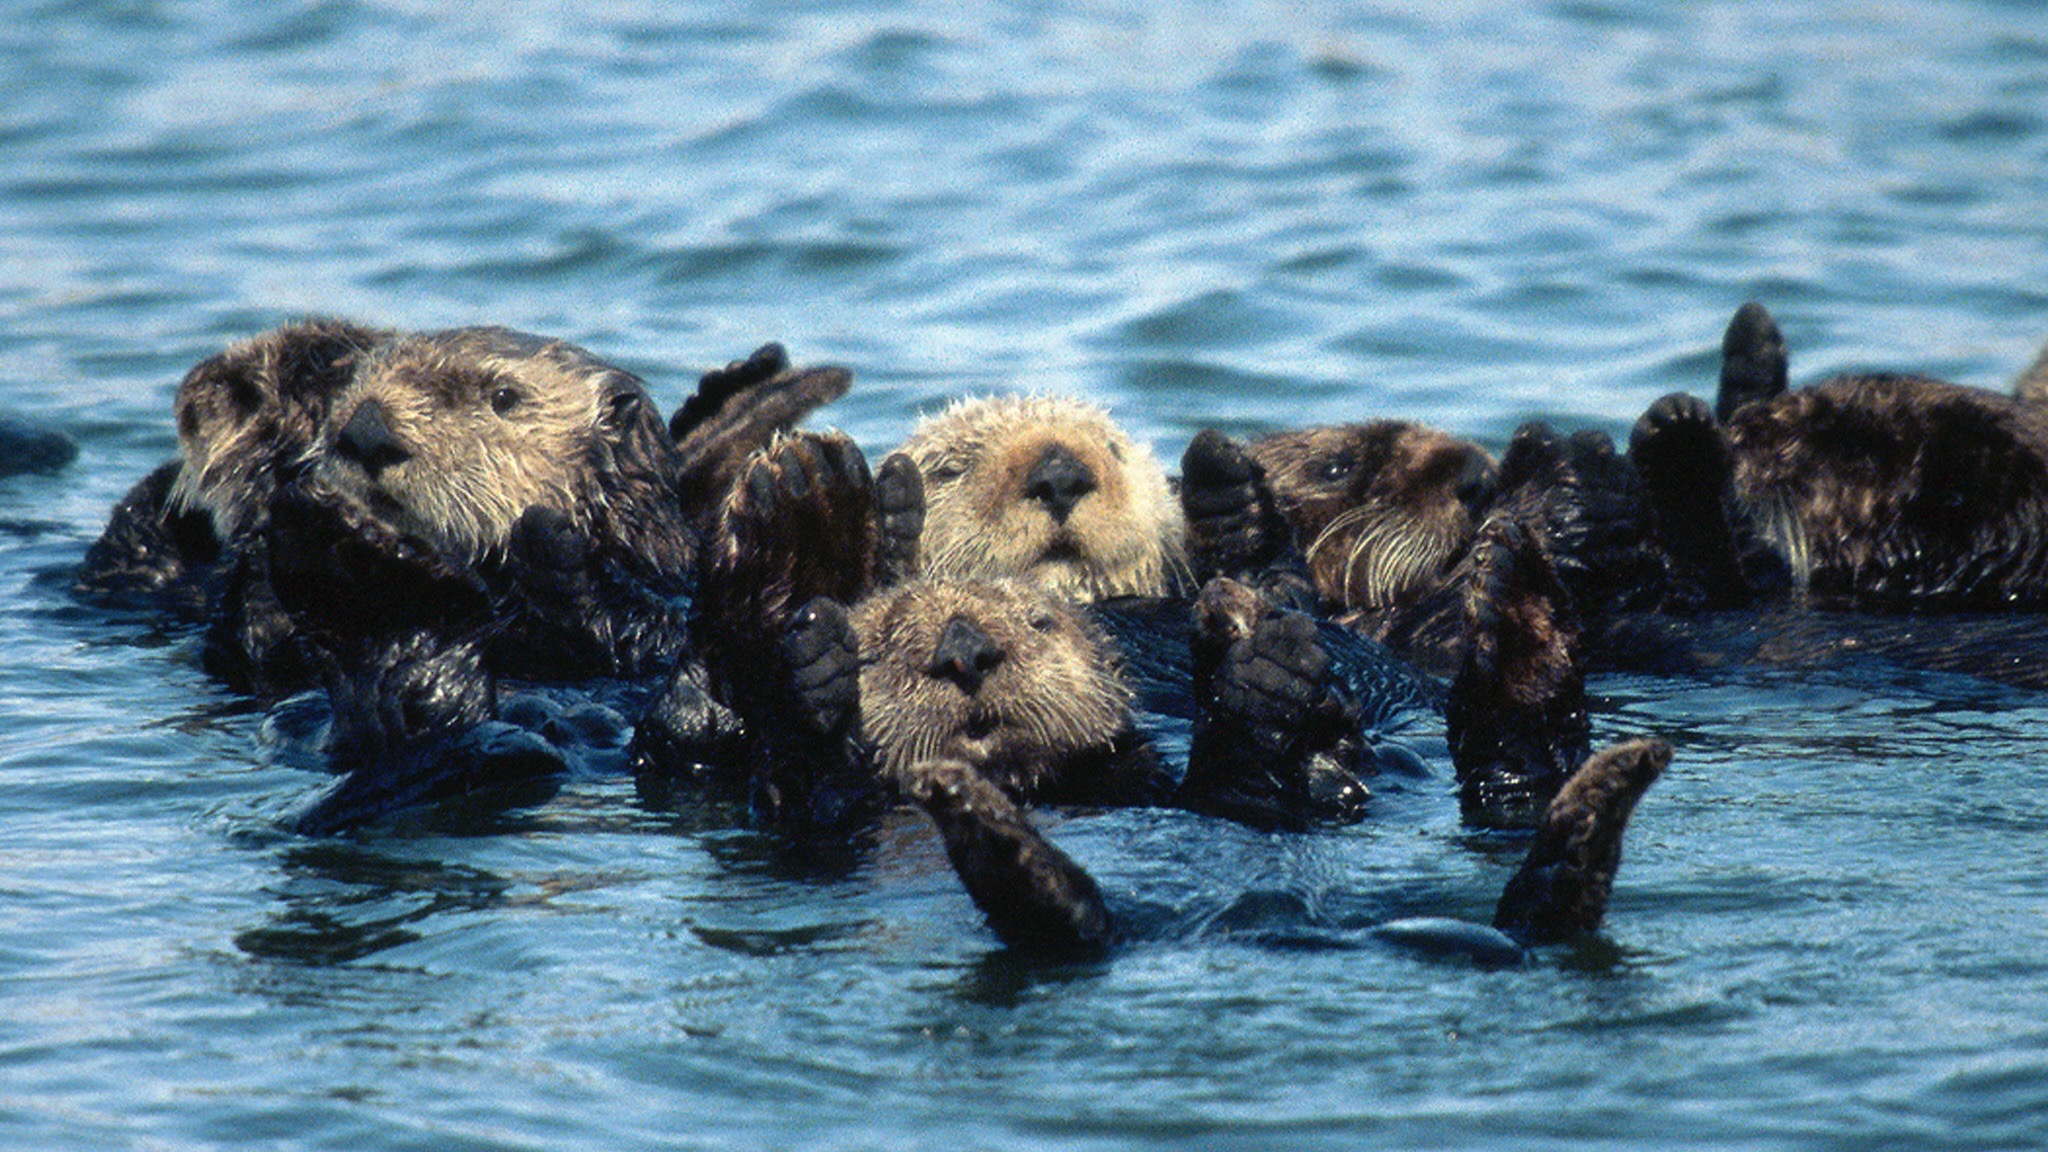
[5,2,2048,1149]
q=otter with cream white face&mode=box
[895,394,1188,601]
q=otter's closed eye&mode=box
[490,386,524,416]
[1028,612,1057,632]
[928,459,968,483]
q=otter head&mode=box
[895,395,1186,601]
[850,578,1132,799]
[307,327,676,565]
[168,319,386,538]
[1247,421,1498,613]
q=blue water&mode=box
[5,2,2048,1148]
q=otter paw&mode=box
[873,453,925,588]
[1446,517,1588,830]
[505,505,601,607]
[781,596,861,738]
[1494,737,1670,945]
[907,758,1113,957]
[1628,392,1753,608]
[1717,301,1789,421]
[669,343,791,441]
[1629,392,1727,491]
[705,430,880,642]
[1184,578,1369,829]
[1181,429,1279,579]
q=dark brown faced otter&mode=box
[1243,421,1498,625]
[895,394,1188,601]
[76,318,386,609]
[1632,302,2048,611]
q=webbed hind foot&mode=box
[1494,737,1670,945]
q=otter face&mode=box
[1247,422,1498,613]
[308,328,646,563]
[850,578,1132,798]
[897,395,1186,602]
[168,319,384,538]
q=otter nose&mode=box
[1023,442,1096,522]
[1454,451,1498,519]
[334,399,411,478]
[929,614,1004,694]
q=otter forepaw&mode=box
[781,596,861,738]
[1494,737,1670,945]
[1628,392,1754,608]
[1629,392,1727,488]
[907,758,1113,958]
[1716,301,1789,421]
[1446,517,1588,830]
[873,453,925,588]
[1183,578,1370,829]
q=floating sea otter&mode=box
[75,322,848,689]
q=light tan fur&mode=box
[896,394,1187,601]
[306,327,635,563]
[851,577,1132,797]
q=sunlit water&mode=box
[4,2,2048,1148]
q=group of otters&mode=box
[69,302,2048,958]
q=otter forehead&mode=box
[1251,421,1497,508]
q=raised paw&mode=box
[671,345,854,520]
[1181,429,1288,582]
[1628,392,1752,608]
[1493,737,1670,945]
[698,431,880,660]
[873,453,924,588]
[1446,516,1588,830]
[670,343,791,441]
[1183,577,1369,829]
[1716,301,1788,421]
[907,758,1113,958]
[781,596,861,738]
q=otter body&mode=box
[1632,302,2048,612]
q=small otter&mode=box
[1632,301,2048,611]
[894,394,1188,601]
[75,318,385,610]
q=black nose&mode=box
[929,614,1004,694]
[1454,451,1497,518]
[334,399,412,478]
[1023,442,1096,521]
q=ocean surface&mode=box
[5,2,2048,1148]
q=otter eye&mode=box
[1028,612,1058,632]
[928,460,967,483]
[1314,453,1355,484]
[490,386,523,416]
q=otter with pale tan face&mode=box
[896,394,1188,601]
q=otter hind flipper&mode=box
[1716,301,1789,422]
[1181,577,1370,831]
[1493,737,1670,945]
[696,430,881,681]
[671,344,853,521]
[1445,517,1588,831]
[907,758,1113,959]
[1180,429,1318,610]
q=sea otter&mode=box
[1630,301,2048,612]
[892,394,1189,601]
[76,321,848,690]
